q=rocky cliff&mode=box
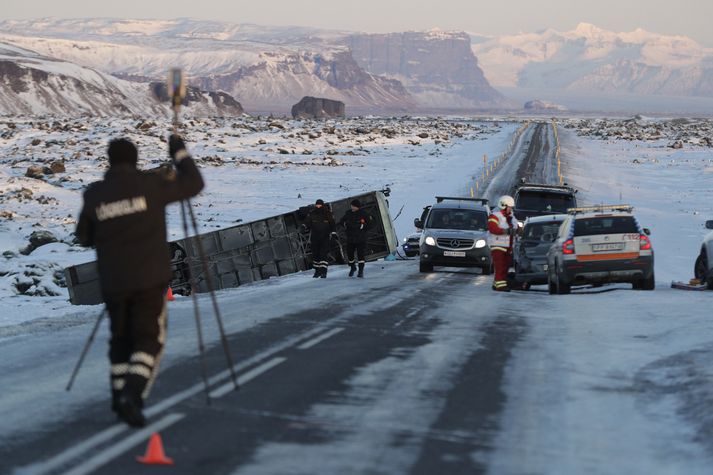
[197,50,414,113]
[346,31,506,109]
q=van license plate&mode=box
[444,251,466,257]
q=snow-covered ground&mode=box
[2,115,713,473]
[485,120,713,473]
[0,116,514,326]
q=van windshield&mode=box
[426,209,488,231]
[516,191,575,213]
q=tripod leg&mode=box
[185,200,239,390]
[180,200,212,404]
[66,309,106,391]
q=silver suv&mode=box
[415,197,491,274]
[546,205,654,293]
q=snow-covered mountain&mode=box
[0,42,166,116]
[473,23,713,97]
[0,41,244,117]
[0,18,504,112]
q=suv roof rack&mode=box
[435,196,489,205]
[517,181,575,191]
[567,204,633,214]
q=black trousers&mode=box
[346,241,366,266]
[104,284,167,403]
[311,235,330,270]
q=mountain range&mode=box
[473,22,713,97]
[0,18,504,114]
[1,19,713,116]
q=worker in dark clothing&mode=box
[75,135,204,428]
[305,199,336,278]
[339,199,373,277]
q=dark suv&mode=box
[415,197,491,273]
[514,214,568,286]
[514,182,577,220]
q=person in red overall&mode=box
[488,195,517,292]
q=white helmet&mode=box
[499,195,515,209]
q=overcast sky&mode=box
[6,0,713,45]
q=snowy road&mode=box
[5,263,712,475]
[2,120,713,474]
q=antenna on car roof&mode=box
[435,196,489,205]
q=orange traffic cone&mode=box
[166,287,175,301]
[137,432,174,465]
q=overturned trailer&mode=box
[65,190,398,305]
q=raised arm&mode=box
[158,135,205,205]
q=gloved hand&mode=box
[508,227,517,237]
[168,134,186,161]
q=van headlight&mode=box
[425,236,436,246]
[475,239,487,248]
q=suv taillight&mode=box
[563,239,575,255]
[640,234,652,251]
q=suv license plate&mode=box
[592,243,624,252]
[444,251,466,257]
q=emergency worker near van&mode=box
[75,135,204,427]
[488,195,518,292]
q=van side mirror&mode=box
[414,218,423,229]
[706,220,713,230]
[643,228,651,236]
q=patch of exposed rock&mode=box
[291,97,345,119]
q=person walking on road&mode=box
[339,199,373,277]
[305,199,336,278]
[488,195,518,292]
[75,135,204,427]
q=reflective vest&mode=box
[487,210,513,251]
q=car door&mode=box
[547,217,570,271]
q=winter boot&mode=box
[111,389,121,414]
[116,391,146,428]
[313,267,320,278]
[349,264,357,277]
[320,267,328,278]
[357,263,364,278]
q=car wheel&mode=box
[419,262,433,273]
[556,267,571,294]
[694,252,712,289]
[548,270,557,295]
[481,262,493,275]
